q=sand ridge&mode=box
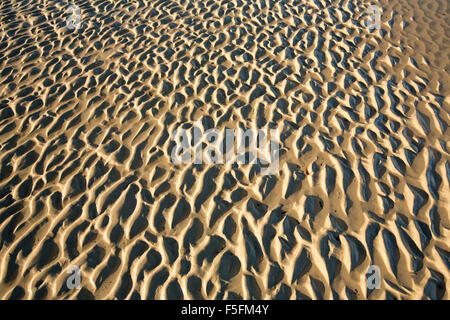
[0,0,449,299]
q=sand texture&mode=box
[0,0,449,300]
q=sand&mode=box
[0,0,448,300]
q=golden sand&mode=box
[0,0,448,299]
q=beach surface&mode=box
[0,0,449,299]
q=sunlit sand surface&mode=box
[0,0,448,299]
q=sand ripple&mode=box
[0,0,449,299]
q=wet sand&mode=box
[0,0,449,299]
